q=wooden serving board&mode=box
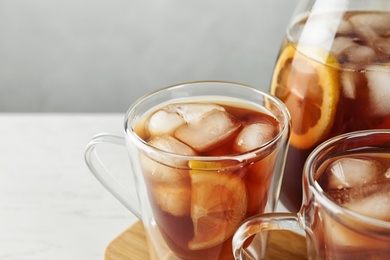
[105,221,307,260]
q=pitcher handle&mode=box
[84,133,141,219]
[232,212,304,260]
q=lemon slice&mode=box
[188,162,248,250]
[270,44,340,149]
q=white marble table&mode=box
[0,113,288,260]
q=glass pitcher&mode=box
[269,0,390,212]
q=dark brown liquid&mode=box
[136,98,281,259]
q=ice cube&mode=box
[366,65,390,116]
[175,109,241,152]
[328,181,390,221]
[151,183,191,216]
[344,45,376,64]
[341,71,358,99]
[349,13,390,37]
[140,153,190,183]
[173,103,225,122]
[140,135,196,183]
[385,167,390,179]
[345,183,390,221]
[147,108,185,136]
[148,134,197,157]
[233,123,275,153]
[374,37,390,55]
[349,15,380,46]
[331,36,358,60]
[336,18,353,35]
[146,103,224,136]
[325,157,385,190]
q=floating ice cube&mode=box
[385,167,390,179]
[328,181,390,221]
[366,65,390,116]
[374,37,390,55]
[152,183,191,217]
[336,18,353,35]
[146,103,224,136]
[326,157,385,190]
[344,45,376,64]
[233,123,275,153]
[147,108,185,136]
[324,181,390,248]
[344,181,390,221]
[349,13,390,37]
[175,109,241,152]
[331,36,357,60]
[349,16,380,46]
[173,103,225,122]
[140,153,190,184]
[341,71,358,99]
[140,135,196,183]
[148,134,197,156]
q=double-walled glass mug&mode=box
[270,0,390,212]
[233,130,390,260]
[84,81,291,260]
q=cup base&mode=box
[106,221,308,260]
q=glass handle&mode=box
[232,212,303,260]
[84,133,141,219]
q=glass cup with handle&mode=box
[85,81,291,260]
[233,130,390,260]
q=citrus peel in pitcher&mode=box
[271,44,340,149]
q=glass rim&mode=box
[306,129,390,228]
[123,80,291,168]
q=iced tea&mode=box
[271,11,390,211]
[232,131,390,259]
[134,97,281,259]
[314,151,390,258]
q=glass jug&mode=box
[269,0,390,212]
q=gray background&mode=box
[0,0,298,113]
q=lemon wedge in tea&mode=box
[188,161,248,250]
